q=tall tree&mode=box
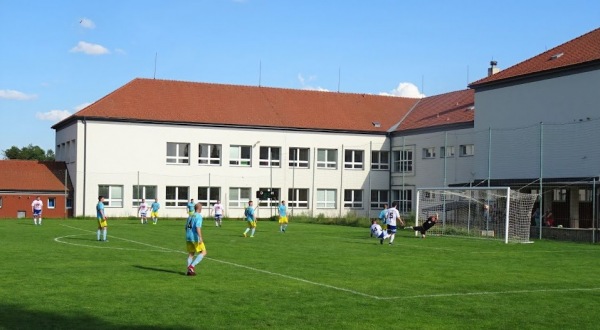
[2,144,55,161]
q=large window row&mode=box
[99,185,397,210]
[166,142,390,170]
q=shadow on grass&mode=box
[0,302,194,330]
[133,265,186,276]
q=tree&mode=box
[2,144,55,161]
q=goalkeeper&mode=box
[414,213,438,238]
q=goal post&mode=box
[415,187,538,243]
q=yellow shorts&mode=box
[247,220,256,228]
[188,211,194,216]
[186,241,206,253]
[279,216,288,224]
[151,211,159,218]
[97,218,107,228]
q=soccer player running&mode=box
[213,200,224,227]
[278,200,288,232]
[150,198,160,225]
[97,196,108,241]
[242,200,256,238]
[138,198,149,224]
[414,213,438,238]
[31,196,43,225]
[370,219,392,244]
[386,202,405,245]
[185,203,206,276]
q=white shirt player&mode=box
[138,202,149,215]
[386,207,401,227]
[370,223,390,239]
[213,203,224,216]
[31,199,43,211]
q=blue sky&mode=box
[1,0,599,154]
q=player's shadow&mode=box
[0,302,194,329]
[133,265,185,276]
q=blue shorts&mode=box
[387,225,397,234]
[33,209,42,216]
[215,214,223,220]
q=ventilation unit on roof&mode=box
[372,121,381,128]
[550,52,564,60]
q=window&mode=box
[165,186,189,207]
[0,196,3,208]
[371,151,389,170]
[48,198,56,209]
[198,187,220,207]
[344,189,363,208]
[579,189,593,202]
[317,149,337,169]
[230,145,252,166]
[66,198,72,209]
[344,150,364,169]
[288,188,309,208]
[98,185,124,207]
[422,147,436,159]
[424,191,437,200]
[440,146,455,158]
[229,187,251,207]
[289,147,310,168]
[370,190,389,209]
[553,189,567,202]
[392,149,413,173]
[198,144,221,165]
[167,142,190,164]
[317,189,336,208]
[392,189,413,213]
[259,146,281,167]
[459,144,474,157]
[133,185,157,206]
[258,188,280,207]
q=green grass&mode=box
[1,218,599,329]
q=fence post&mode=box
[539,122,544,240]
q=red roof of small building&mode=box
[395,89,474,132]
[54,78,421,133]
[0,160,69,192]
[470,27,600,87]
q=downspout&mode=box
[83,118,87,217]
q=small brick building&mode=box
[0,160,73,219]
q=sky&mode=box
[1,0,599,155]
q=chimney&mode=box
[488,60,500,76]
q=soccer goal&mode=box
[415,187,538,243]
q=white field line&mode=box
[57,224,600,300]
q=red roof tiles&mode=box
[470,28,600,87]
[0,160,69,192]
[396,89,474,131]
[54,78,421,133]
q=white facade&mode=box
[473,69,600,180]
[56,120,393,219]
[390,127,476,212]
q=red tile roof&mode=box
[0,160,69,192]
[395,89,474,131]
[470,27,600,87]
[54,78,421,133]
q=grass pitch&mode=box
[1,218,599,329]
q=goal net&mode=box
[415,187,538,243]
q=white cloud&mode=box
[79,18,96,29]
[298,73,329,92]
[379,82,425,98]
[75,102,91,111]
[35,110,71,122]
[0,89,37,100]
[70,41,110,55]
